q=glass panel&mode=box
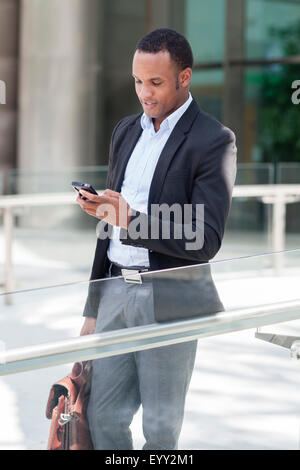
[0,168,109,292]
[246,0,300,60]
[1,174,298,295]
[236,163,274,184]
[185,0,225,64]
[276,164,300,243]
[1,251,300,449]
[220,198,272,257]
[276,164,300,240]
[191,69,224,121]
[278,163,300,184]
[244,63,300,167]
[0,212,98,290]
[1,249,299,347]
[100,0,147,154]
[222,163,274,257]
[3,166,108,195]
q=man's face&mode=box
[132,50,191,127]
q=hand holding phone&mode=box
[73,184,131,229]
[72,181,98,201]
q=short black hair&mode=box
[135,28,194,71]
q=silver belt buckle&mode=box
[121,269,142,284]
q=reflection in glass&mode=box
[186,0,225,64]
[1,249,300,347]
[244,64,300,168]
[1,250,300,449]
[246,0,300,60]
[191,69,223,121]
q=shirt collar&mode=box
[140,92,193,133]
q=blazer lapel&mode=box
[147,99,199,209]
[113,99,199,203]
[113,117,143,192]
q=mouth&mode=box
[142,101,157,110]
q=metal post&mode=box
[273,195,286,274]
[262,194,286,274]
[3,207,14,304]
[272,195,286,253]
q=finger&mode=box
[78,201,98,214]
[80,190,99,201]
[86,210,98,217]
[83,202,98,212]
[76,194,86,208]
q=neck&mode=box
[153,92,190,132]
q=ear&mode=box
[179,68,192,88]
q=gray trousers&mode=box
[87,275,197,450]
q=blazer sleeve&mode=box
[105,119,125,189]
[120,127,237,262]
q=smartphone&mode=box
[72,181,98,201]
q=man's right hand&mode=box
[80,316,97,336]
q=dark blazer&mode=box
[83,99,237,321]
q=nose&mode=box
[138,84,154,101]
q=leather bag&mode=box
[46,361,93,450]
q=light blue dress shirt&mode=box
[107,92,193,267]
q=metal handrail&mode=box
[1,299,300,376]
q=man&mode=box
[77,28,237,450]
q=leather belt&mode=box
[108,262,150,284]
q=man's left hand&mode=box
[77,188,132,230]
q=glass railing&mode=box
[0,166,109,236]
[235,163,274,185]
[0,166,108,196]
[0,250,300,449]
[0,163,280,197]
[227,163,273,239]
[278,163,300,185]
[2,163,300,297]
[1,164,299,244]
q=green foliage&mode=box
[258,20,300,163]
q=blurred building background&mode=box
[2,1,300,451]
[0,0,299,172]
[0,0,300,290]
[0,0,299,173]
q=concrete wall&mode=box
[17,0,102,179]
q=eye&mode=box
[152,82,162,87]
